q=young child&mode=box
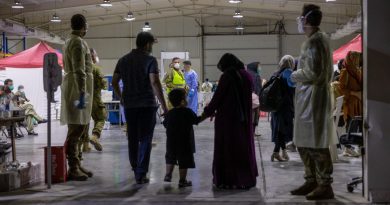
[163,88,200,188]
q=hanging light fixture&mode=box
[233,9,243,18]
[229,0,242,4]
[124,11,135,21]
[235,22,244,30]
[100,0,112,7]
[12,0,24,9]
[50,1,61,23]
[142,2,151,32]
[50,13,61,23]
[143,22,151,32]
[325,0,336,2]
[235,25,244,30]
[124,0,135,21]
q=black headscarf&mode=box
[217,53,248,122]
[247,62,262,96]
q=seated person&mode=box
[7,82,47,136]
[14,85,30,102]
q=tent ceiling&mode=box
[0,0,361,35]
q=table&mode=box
[103,101,122,127]
[0,116,26,162]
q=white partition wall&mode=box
[363,0,390,202]
[203,35,279,81]
[160,52,190,79]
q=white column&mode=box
[363,0,390,202]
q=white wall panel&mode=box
[87,38,133,59]
[204,35,277,49]
[99,58,202,79]
[204,49,278,65]
[204,35,279,81]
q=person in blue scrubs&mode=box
[183,61,198,114]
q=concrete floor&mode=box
[0,117,368,205]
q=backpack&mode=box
[259,68,287,112]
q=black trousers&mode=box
[273,131,287,153]
[125,107,157,180]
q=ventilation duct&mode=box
[0,19,65,44]
[331,12,362,40]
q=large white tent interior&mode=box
[1,0,361,79]
[1,0,390,204]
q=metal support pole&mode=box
[2,32,5,53]
[23,37,26,50]
[5,37,8,53]
[201,25,205,82]
[46,83,52,189]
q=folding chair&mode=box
[333,96,345,138]
[330,96,345,161]
[339,116,364,193]
[1,126,8,138]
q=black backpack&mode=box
[259,68,287,112]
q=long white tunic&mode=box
[60,33,93,125]
[291,31,337,149]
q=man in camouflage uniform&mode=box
[79,48,107,155]
[89,48,107,151]
[61,14,94,181]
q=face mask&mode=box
[82,23,88,37]
[297,10,314,34]
[19,89,24,93]
[297,19,305,34]
[8,85,14,91]
[174,63,181,69]
[257,66,262,74]
[95,56,100,64]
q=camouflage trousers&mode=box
[66,124,89,169]
[78,104,107,159]
[20,103,43,133]
[79,104,107,144]
[297,147,333,186]
[91,104,107,138]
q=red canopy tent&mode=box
[0,41,63,118]
[333,34,362,64]
[0,41,63,69]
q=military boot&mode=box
[78,164,93,178]
[90,134,102,151]
[306,185,335,200]
[67,167,88,181]
[290,181,318,196]
[82,141,91,152]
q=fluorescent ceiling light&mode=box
[229,0,242,4]
[124,11,135,21]
[12,0,24,9]
[50,14,61,23]
[233,9,243,18]
[235,25,244,30]
[326,0,336,2]
[142,22,151,32]
[100,0,112,7]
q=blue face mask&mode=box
[8,85,14,91]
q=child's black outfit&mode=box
[163,107,199,169]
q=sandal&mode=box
[178,180,192,188]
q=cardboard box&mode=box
[44,146,67,184]
[0,163,41,192]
